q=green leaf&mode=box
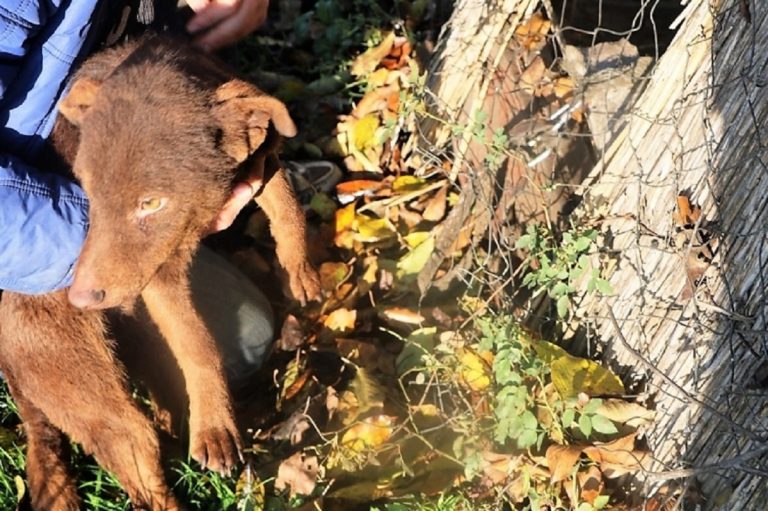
[594,495,610,509]
[596,278,613,295]
[578,414,592,437]
[517,428,538,449]
[582,398,603,415]
[309,192,337,221]
[562,408,575,427]
[556,295,570,318]
[575,235,592,252]
[396,235,434,277]
[591,414,619,435]
[395,327,437,376]
[576,503,593,511]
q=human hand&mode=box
[186,0,269,51]
[209,154,265,233]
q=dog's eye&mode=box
[136,197,167,218]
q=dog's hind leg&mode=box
[1,371,79,511]
[0,291,182,511]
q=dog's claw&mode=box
[190,426,241,475]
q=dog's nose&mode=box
[68,287,106,309]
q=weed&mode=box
[516,223,612,318]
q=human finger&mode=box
[209,182,255,232]
[193,0,268,50]
[187,0,240,34]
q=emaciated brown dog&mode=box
[0,34,320,510]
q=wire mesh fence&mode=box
[410,0,768,508]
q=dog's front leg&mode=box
[141,272,241,474]
[255,153,321,304]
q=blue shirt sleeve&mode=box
[0,155,88,294]
[0,0,100,294]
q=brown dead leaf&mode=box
[595,399,655,428]
[553,76,575,99]
[352,84,399,119]
[324,307,357,333]
[520,56,546,95]
[351,32,396,76]
[422,185,448,222]
[583,434,649,478]
[275,452,319,498]
[674,194,702,226]
[546,444,583,483]
[480,452,518,485]
[336,180,383,204]
[319,262,351,292]
[578,465,604,504]
[278,314,305,351]
[515,12,551,51]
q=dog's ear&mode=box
[212,80,297,164]
[58,77,102,126]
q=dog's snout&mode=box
[68,287,106,309]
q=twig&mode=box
[645,445,768,481]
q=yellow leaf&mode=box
[550,354,625,398]
[403,231,431,248]
[324,307,357,332]
[532,340,569,363]
[352,114,381,150]
[458,348,492,392]
[368,67,391,88]
[235,465,265,510]
[392,175,427,193]
[396,235,434,276]
[351,32,396,76]
[341,415,396,453]
[335,202,356,233]
[354,214,396,242]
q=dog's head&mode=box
[59,47,295,309]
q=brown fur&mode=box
[0,34,320,510]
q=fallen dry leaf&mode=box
[520,56,547,95]
[422,185,448,222]
[595,399,655,428]
[380,306,425,324]
[457,348,493,392]
[277,314,305,351]
[546,444,583,483]
[341,414,396,453]
[352,84,399,119]
[319,262,351,292]
[514,12,551,51]
[275,452,319,498]
[583,434,649,478]
[577,465,604,504]
[324,307,357,333]
[673,194,702,226]
[351,32,396,76]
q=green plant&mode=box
[516,224,612,318]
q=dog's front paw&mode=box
[286,260,321,305]
[190,423,242,475]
